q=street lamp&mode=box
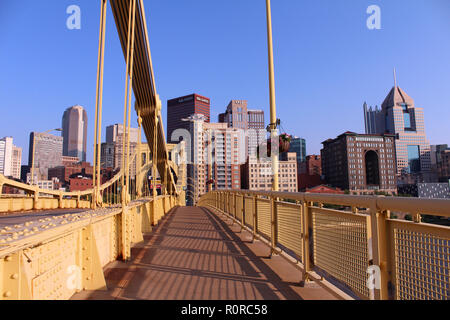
[30,128,63,186]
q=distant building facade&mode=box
[183,114,243,205]
[104,124,139,176]
[431,144,450,182]
[363,85,431,182]
[242,152,297,192]
[218,100,265,159]
[0,137,22,179]
[28,132,63,180]
[48,161,93,187]
[288,137,306,164]
[62,105,88,162]
[167,94,210,143]
[298,155,324,191]
[321,132,397,193]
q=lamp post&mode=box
[265,0,279,191]
[30,128,62,186]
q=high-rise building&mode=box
[283,136,306,164]
[28,132,63,180]
[321,132,397,193]
[183,114,243,205]
[0,137,13,177]
[100,142,115,169]
[0,137,22,179]
[62,105,88,162]
[363,84,431,181]
[167,94,210,143]
[241,152,298,192]
[106,123,139,145]
[104,124,139,175]
[11,145,22,180]
[204,122,243,190]
[218,100,265,159]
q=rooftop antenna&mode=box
[393,67,397,88]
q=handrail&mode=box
[210,189,450,218]
[198,190,450,300]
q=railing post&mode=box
[58,190,63,209]
[240,195,244,231]
[253,195,258,242]
[33,187,39,210]
[301,200,312,285]
[270,196,278,257]
[77,191,81,208]
[369,198,390,300]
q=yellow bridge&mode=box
[0,0,449,301]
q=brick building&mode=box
[298,155,325,191]
[321,132,397,194]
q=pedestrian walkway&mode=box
[72,206,342,300]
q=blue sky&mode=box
[1,0,450,164]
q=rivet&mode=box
[86,277,91,280]
[10,273,19,280]
[4,256,12,262]
[3,291,12,298]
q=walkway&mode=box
[72,206,342,300]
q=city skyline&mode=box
[1,0,450,164]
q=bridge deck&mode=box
[72,206,341,300]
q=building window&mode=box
[407,145,421,173]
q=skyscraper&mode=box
[167,94,210,143]
[286,136,306,163]
[218,100,265,159]
[183,114,243,205]
[104,124,140,175]
[62,105,88,162]
[0,137,22,179]
[363,83,431,181]
[28,132,63,180]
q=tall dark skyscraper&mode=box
[62,105,88,162]
[167,94,210,143]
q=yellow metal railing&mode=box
[0,147,183,213]
[0,195,177,300]
[198,190,450,300]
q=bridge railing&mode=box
[198,190,450,300]
[0,150,159,212]
[0,194,177,300]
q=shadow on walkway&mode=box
[73,206,327,300]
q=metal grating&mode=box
[236,195,243,221]
[276,202,303,262]
[312,207,370,298]
[257,198,271,238]
[244,196,254,227]
[392,224,450,300]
